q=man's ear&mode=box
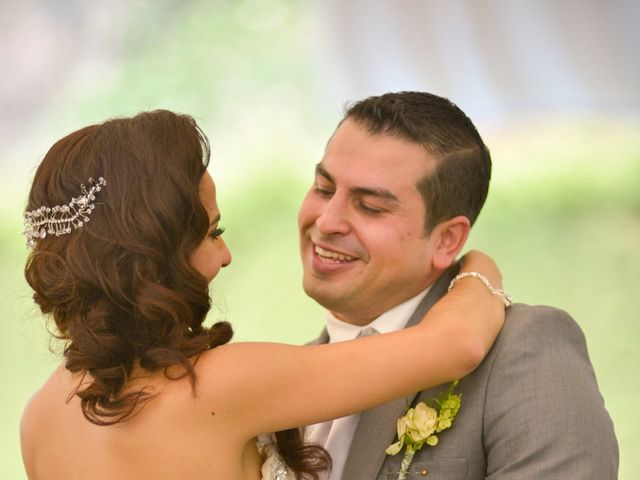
[430,216,471,270]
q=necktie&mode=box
[316,327,380,480]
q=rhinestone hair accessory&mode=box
[23,176,106,249]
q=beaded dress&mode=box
[257,434,295,479]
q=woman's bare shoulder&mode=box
[189,342,290,415]
[22,363,67,416]
[20,363,69,470]
[191,342,256,397]
[192,341,299,391]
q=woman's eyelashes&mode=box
[209,226,226,240]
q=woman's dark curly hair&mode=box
[24,110,329,479]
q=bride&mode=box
[20,110,506,480]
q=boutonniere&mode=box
[385,381,462,480]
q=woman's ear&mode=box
[430,216,471,270]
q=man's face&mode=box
[298,119,442,325]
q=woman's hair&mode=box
[24,110,329,479]
[25,110,230,422]
[274,429,331,479]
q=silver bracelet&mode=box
[448,272,513,307]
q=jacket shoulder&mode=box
[499,303,587,346]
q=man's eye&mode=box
[359,202,384,214]
[314,186,334,197]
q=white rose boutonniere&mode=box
[385,381,462,480]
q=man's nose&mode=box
[315,196,350,235]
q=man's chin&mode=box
[302,279,348,309]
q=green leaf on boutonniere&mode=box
[385,381,462,480]
[433,379,462,433]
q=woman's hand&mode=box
[444,250,507,360]
[417,250,507,376]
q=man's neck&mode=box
[330,311,377,327]
[331,280,441,326]
[325,286,432,341]
[335,269,446,326]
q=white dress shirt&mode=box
[305,287,431,480]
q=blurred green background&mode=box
[1,1,638,478]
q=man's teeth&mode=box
[315,245,356,262]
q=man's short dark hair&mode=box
[344,91,491,233]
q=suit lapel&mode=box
[340,394,414,479]
[341,264,460,479]
[404,263,459,329]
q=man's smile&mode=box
[308,241,364,276]
[314,244,357,263]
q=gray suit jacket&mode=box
[313,265,618,479]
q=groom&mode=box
[298,92,618,479]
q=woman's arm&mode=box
[197,251,505,440]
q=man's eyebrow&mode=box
[315,163,399,202]
[315,163,334,183]
[350,186,399,202]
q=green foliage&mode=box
[4,147,639,477]
[2,0,638,477]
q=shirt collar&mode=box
[323,286,431,343]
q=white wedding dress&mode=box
[257,434,295,479]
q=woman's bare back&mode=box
[20,362,263,480]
